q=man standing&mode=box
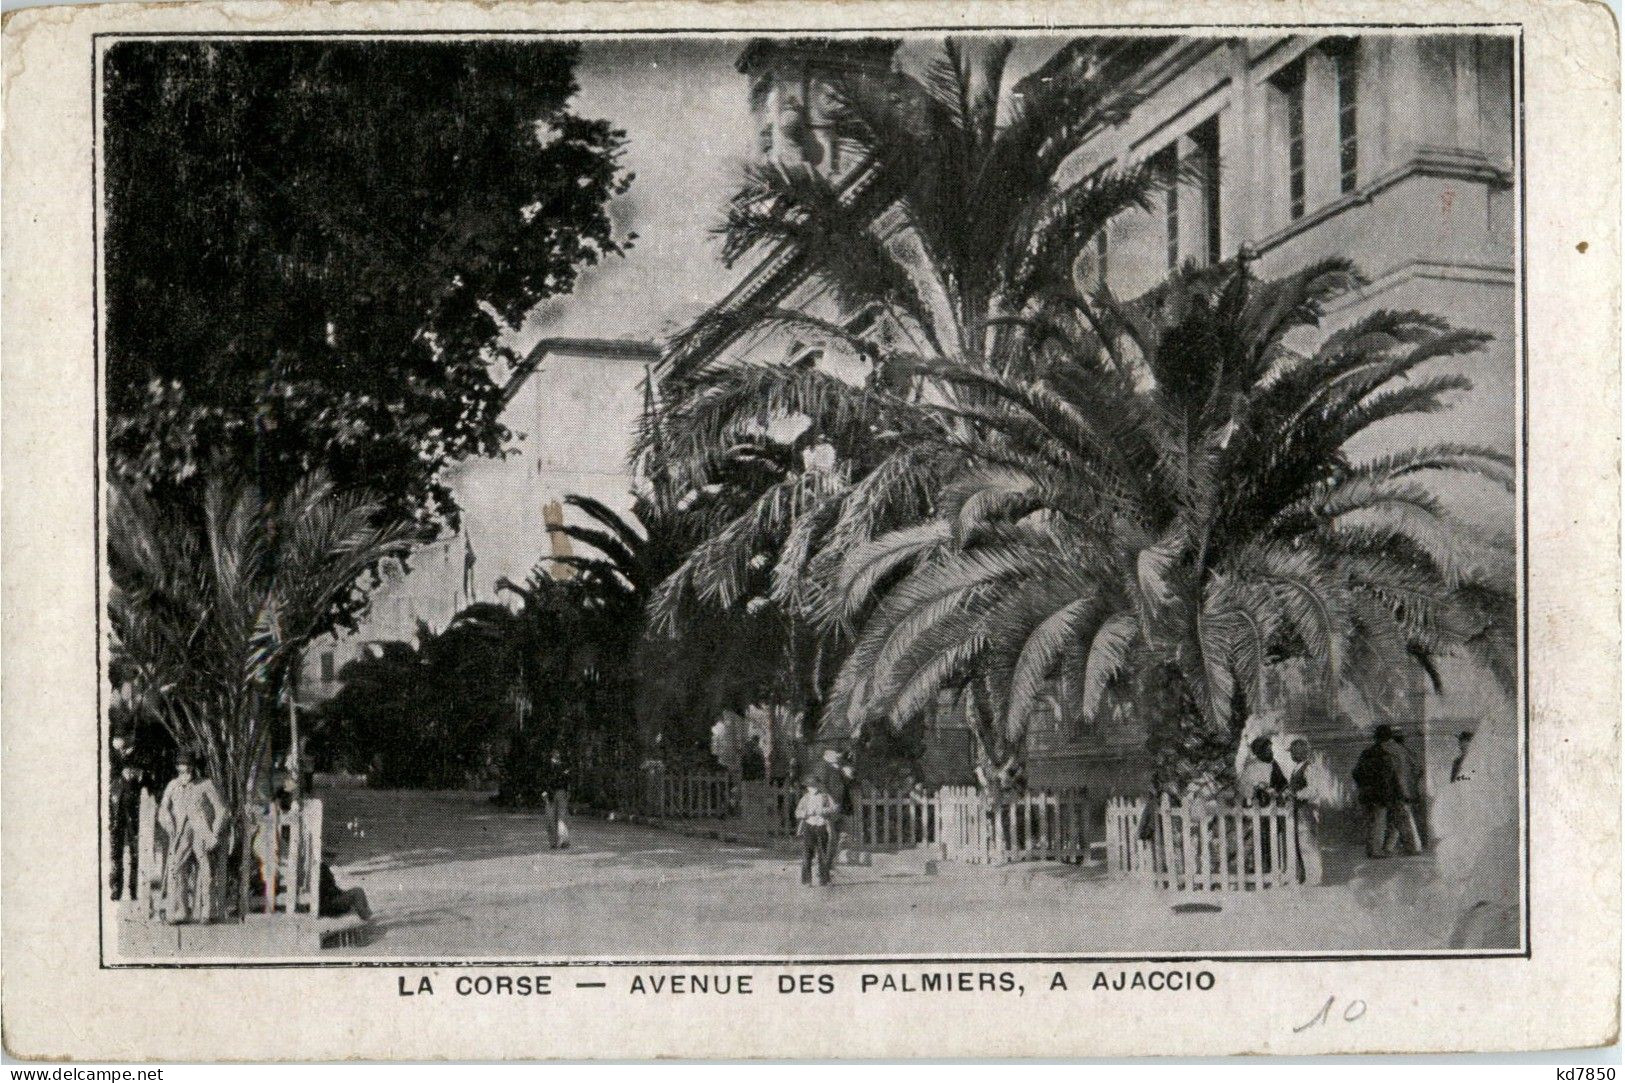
[1352,725,1422,858]
[108,737,147,901]
[1285,737,1327,885]
[819,749,856,882]
[795,775,836,886]
[546,749,572,850]
[1238,735,1288,805]
[156,751,224,923]
[1238,734,1288,873]
[1388,733,1427,852]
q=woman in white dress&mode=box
[1284,735,1330,885]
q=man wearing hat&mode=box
[1351,725,1421,859]
[108,735,148,901]
[794,774,837,886]
[155,750,224,922]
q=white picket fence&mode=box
[735,779,1089,865]
[936,785,1091,865]
[1105,795,1304,891]
[586,766,735,819]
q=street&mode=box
[322,785,1467,958]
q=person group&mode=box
[1353,723,1435,859]
[1234,732,1331,884]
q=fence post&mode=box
[136,790,156,915]
[304,799,323,915]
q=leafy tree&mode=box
[314,614,520,789]
[108,470,410,918]
[825,258,1516,790]
[104,40,632,542]
[440,571,620,805]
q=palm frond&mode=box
[1004,592,1101,737]
[1080,612,1140,721]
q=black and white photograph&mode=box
[94,27,1530,965]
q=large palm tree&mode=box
[824,258,1516,790]
[109,469,411,916]
[646,37,1183,627]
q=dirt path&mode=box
[318,785,1484,958]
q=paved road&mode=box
[320,786,1463,958]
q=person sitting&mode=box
[319,860,372,922]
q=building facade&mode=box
[301,336,660,703]
[1022,34,1517,800]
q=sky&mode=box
[512,37,756,353]
[511,35,1071,357]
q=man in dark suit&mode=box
[109,737,148,900]
[1352,725,1422,858]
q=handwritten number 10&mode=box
[1295,996,1367,1033]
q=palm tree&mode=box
[108,468,411,917]
[824,258,1517,791]
[543,492,689,615]
[646,37,1184,627]
[540,487,810,763]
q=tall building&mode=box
[1021,34,1517,798]
[301,336,660,703]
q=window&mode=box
[320,651,336,683]
[1154,145,1179,269]
[1332,42,1360,193]
[1191,117,1222,264]
[1275,59,1307,219]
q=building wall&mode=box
[1034,33,1517,798]
[301,340,658,702]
